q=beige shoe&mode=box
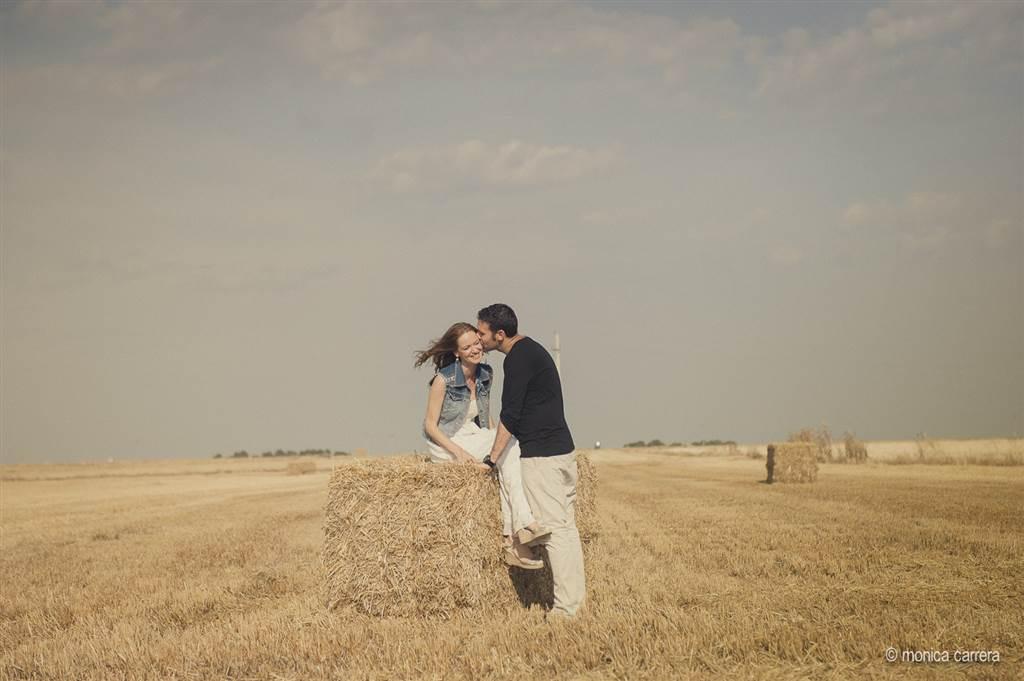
[503,545,544,570]
[516,525,552,547]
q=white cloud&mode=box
[4,59,221,100]
[753,0,1024,110]
[284,1,745,84]
[842,190,1020,251]
[96,0,189,54]
[843,202,873,226]
[768,245,804,266]
[3,0,229,99]
[581,210,613,226]
[370,140,617,191]
[983,219,1021,250]
[867,1,992,47]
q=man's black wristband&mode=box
[482,456,496,469]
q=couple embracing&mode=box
[415,303,585,617]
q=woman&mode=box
[416,322,550,570]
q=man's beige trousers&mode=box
[519,450,586,616]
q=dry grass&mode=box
[869,437,1024,466]
[0,456,327,481]
[640,437,1023,466]
[1,450,1021,680]
[286,460,318,475]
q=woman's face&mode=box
[455,330,484,365]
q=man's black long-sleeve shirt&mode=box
[500,336,575,458]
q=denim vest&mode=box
[425,361,493,439]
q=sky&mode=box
[1,0,1022,463]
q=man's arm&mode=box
[488,419,515,466]
[489,350,529,464]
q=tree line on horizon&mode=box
[623,439,737,448]
[213,449,350,459]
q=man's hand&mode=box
[488,421,515,467]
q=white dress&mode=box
[425,397,536,535]
[426,399,494,463]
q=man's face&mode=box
[477,320,503,351]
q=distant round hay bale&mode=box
[772,442,818,483]
[321,452,597,617]
[286,460,317,475]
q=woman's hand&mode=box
[453,448,477,464]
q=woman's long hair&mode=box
[415,322,479,372]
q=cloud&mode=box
[2,0,229,99]
[867,1,997,47]
[581,210,615,226]
[4,59,221,100]
[284,1,745,85]
[842,191,962,250]
[753,0,1024,112]
[94,0,189,54]
[842,190,1021,251]
[768,245,804,266]
[370,140,617,191]
[983,219,1021,249]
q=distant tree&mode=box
[624,440,646,448]
[669,442,683,447]
[841,431,868,463]
[646,439,665,447]
[231,450,249,458]
[213,453,223,459]
[789,425,833,462]
[333,450,350,457]
[261,451,273,458]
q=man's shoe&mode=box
[503,545,544,570]
[516,525,552,547]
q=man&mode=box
[477,303,585,617]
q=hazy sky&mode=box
[2,0,1022,463]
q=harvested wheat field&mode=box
[1,448,1021,680]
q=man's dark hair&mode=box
[477,303,518,337]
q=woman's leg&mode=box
[425,438,455,463]
[451,426,516,534]
[499,478,513,537]
[496,437,536,534]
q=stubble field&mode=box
[1,445,1021,680]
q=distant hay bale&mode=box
[286,461,317,475]
[322,452,597,617]
[771,442,818,483]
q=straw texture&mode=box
[322,453,597,617]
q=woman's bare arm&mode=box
[423,375,475,463]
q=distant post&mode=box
[552,332,561,375]
[766,444,775,484]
